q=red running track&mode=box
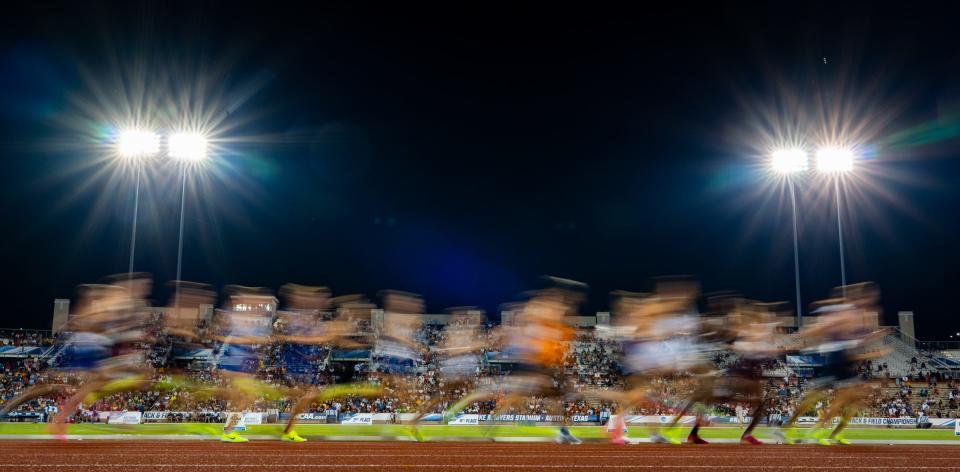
[0,441,958,471]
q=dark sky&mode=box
[2,2,959,338]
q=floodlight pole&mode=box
[788,178,803,327]
[834,178,847,299]
[127,164,142,285]
[174,165,187,313]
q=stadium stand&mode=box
[1,318,953,422]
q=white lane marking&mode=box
[3,452,960,460]
[7,445,958,457]
[6,442,959,448]
[0,465,956,469]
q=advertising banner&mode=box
[106,411,142,425]
[571,415,600,423]
[847,417,917,426]
[242,412,263,425]
[142,411,168,421]
[141,411,194,422]
[341,413,374,424]
[793,416,945,427]
[624,415,697,425]
[224,412,247,431]
[449,414,480,425]
[711,416,751,425]
[294,412,328,421]
[477,414,565,422]
[794,416,819,425]
[929,418,955,428]
[426,414,601,424]
[4,412,43,420]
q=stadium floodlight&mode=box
[116,129,158,286]
[815,146,856,299]
[117,129,160,158]
[771,149,809,174]
[168,132,208,162]
[816,147,855,173]
[168,132,209,321]
[770,148,808,327]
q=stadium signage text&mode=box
[795,416,921,426]
[103,411,142,425]
[294,412,329,421]
[446,414,593,424]
[142,411,194,421]
[341,413,374,424]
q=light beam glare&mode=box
[23,34,283,264]
[815,147,855,173]
[717,49,943,277]
[771,149,809,174]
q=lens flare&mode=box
[168,132,208,162]
[117,129,160,158]
[816,147,855,173]
[770,149,808,174]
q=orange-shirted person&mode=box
[533,317,574,368]
[445,278,588,444]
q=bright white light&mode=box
[117,129,160,158]
[770,149,808,174]
[816,147,855,173]
[168,133,208,162]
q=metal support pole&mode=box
[835,178,847,299]
[174,166,187,313]
[788,178,803,327]
[127,165,142,284]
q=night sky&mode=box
[2,3,959,338]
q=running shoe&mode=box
[607,423,627,444]
[781,427,807,445]
[556,427,582,445]
[687,433,709,444]
[650,432,681,445]
[740,434,763,445]
[220,432,249,443]
[281,430,307,442]
[813,428,831,446]
[834,436,852,446]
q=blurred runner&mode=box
[409,307,487,440]
[446,277,584,444]
[33,275,154,437]
[596,286,704,444]
[0,284,117,419]
[200,285,284,443]
[659,298,777,445]
[373,290,427,440]
[276,285,380,442]
[156,281,218,393]
[777,283,889,446]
